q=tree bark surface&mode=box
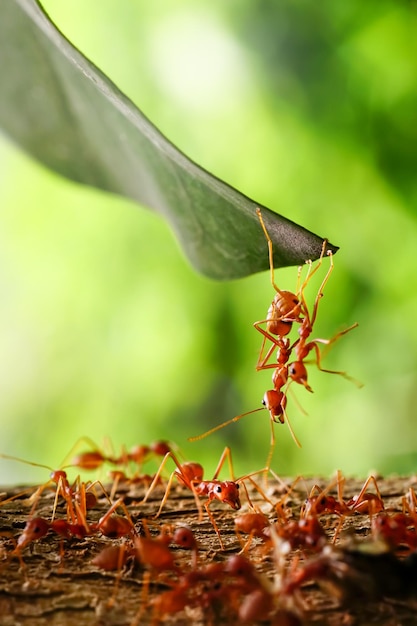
[0,475,416,626]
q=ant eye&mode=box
[215,485,223,494]
[236,484,240,489]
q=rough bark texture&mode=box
[1,474,417,626]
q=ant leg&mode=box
[309,248,334,327]
[141,452,181,505]
[332,516,346,544]
[293,241,331,336]
[336,469,346,506]
[357,475,382,501]
[239,471,275,507]
[84,479,113,508]
[58,435,107,469]
[212,446,235,481]
[287,385,308,416]
[51,475,72,523]
[281,404,302,450]
[0,487,38,508]
[256,208,286,296]
[265,419,276,475]
[103,543,129,608]
[203,500,225,550]
[253,322,282,370]
[253,324,294,372]
[315,322,359,358]
[188,407,264,442]
[403,487,417,516]
[143,452,204,521]
[130,570,151,626]
[350,475,383,516]
[296,240,328,306]
[148,474,176,519]
[307,338,363,387]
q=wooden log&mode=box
[0,475,416,625]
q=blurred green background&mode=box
[1,0,417,484]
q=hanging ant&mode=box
[190,208,360,468]
[189,376,300,472]
[255,207,361,390]
[253,207,333,368]
[253,208,306,358]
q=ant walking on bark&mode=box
[140,447,270,549]
[141,446,243,549]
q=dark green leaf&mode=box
[0,0,338,280]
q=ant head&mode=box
[288,362,313,393]
[50,469,68,484]
[262,390,286,424]
[213,481,241,510]
[17,517,49,548]
[149,441,172,457]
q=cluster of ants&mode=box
[190,208,361,467]
[1,208,414,624]
[2,442,417,625]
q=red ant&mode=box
[91,544,130,572]
[91,524,198,618]
[147,555,268,625]
[302,471,384,543]
[189,334,300,468]
[0,453,109,523]
[16,496,135,551]
[132,524,199,575]
[234,512,271,553]
[68,438,172,500]
[274,516,327,553]
[371,488,417,553]
[253,207,332,369]
[282,539,417,606]
[70,438,172,472]
[372,512,417,553]
[141,447,243,549]
[190,209,360,467]
[253,208,306,355]
[128,525,200,625]
[255,208,360,390]
[189,381,301,471]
